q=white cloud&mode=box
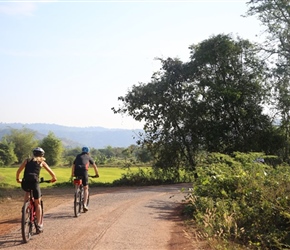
[0,2,37,16]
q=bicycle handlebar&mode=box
[88,174,99,178]
[40,177,54,183]
[74,174,99,179]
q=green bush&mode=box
[113,167,195,186]
[184,152,290,249]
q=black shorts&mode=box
[74,170,88,186]
[21,180,41,199]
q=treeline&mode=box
[0,128,152,167]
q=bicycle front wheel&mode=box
[41,199,43,222]
[21,202,32,243]
[74,189,81,217]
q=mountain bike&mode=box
[73,175,96,217]
[21,177,52,243]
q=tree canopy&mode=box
[246,0,290,160]
[113,34,282,171]
[0,139,17,166]
[4,128,38,163]
[40,132,64,166]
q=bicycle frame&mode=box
[73,176,91,217]
[21,189,40,242]
[21,178,50,243]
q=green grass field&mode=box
[0,166,139,188]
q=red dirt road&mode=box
[0,184,206,250]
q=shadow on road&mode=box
[0,228,23,248]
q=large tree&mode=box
[246,0,290,57]
[4,128,38,163]
[0,139,17,166]
[246,0,290,160]
[187,34,273,153]
[113,34,277,172]
[40,132,63,166]
[113,56,199,174]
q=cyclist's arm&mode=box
[92,162,99,177]
[16,159,27,183]
[42,162,57,182]
[71,163,75,178]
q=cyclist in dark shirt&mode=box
[71,146,99,211]
[16,147,57,232]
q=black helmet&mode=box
[33,147,45,157]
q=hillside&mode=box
[0,123,143,149]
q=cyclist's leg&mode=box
[33,183,43,227]
[82,172,89,206]
[21,180,30,202]
[34,198,42,225]
[23,192,30,203]
[83,185,89,204]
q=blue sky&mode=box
[0,0,263,129]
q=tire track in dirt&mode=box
[89,192,167,249]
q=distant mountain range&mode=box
[0,123,143,149]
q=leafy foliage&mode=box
[113,34,281,173]
[40,132,64,166]
[184,153,290,249]
[188,35,273,154]
[246,0,290,162]
[4,128,37,163]
[112,166,194,186]
[0,139,17,166]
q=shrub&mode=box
[184,152,290,249]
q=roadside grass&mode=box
[0,166,141,188]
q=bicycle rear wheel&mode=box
[86,190,89,207]
[21,202,32,243]
[74,188,81,217]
